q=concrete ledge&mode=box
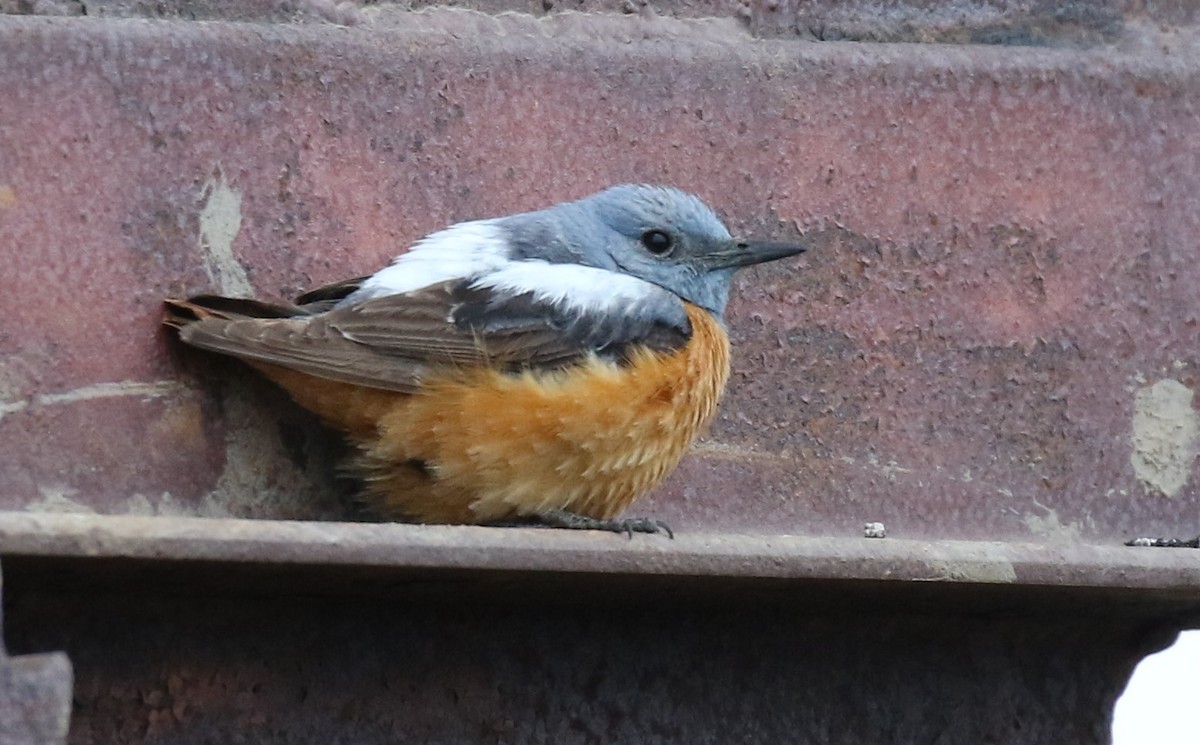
[2,512,1199,613]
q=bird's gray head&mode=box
[498,184,806,317]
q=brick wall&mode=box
[1,1,1198,540]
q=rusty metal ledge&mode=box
[0,512,1198,617]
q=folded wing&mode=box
[167,279,692,394]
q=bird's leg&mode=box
[491,509,674,539]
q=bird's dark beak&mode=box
[700,239,807,271]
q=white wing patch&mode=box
[471,261,664,315]
[342,220,509,304]
[345,216,664,316]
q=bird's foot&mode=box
[515,510,674,539]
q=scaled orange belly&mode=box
[256,303,730,524]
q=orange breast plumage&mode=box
[257,303,730,524]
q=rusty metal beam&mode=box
[2,513,1194,745]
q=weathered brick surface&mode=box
[1,12,1198,540]
[1,0,750,22]
[7,0,1197,44]
[748,0,1193,43]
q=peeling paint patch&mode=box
[37,380,183,405]
[0,399,29,420]
[124,492,192,517]
[924,558,1017,583]
[0,380,185,421]
[26,485,96,514]
[866,453,913,480]
[1131,378,1199,497]
[198,171,253,296]
[689,441,794,464]
[202,383,342,519]
[1022,500,1083,542]
[123,494,156,516]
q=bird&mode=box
[164,184,807,536]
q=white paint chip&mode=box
[26,485,96,514]
[0,399,29,421]
[863,522,887,539]
[0,380,184,422]
[198,171,253,297]
[1022,500,1083,542]
[1131,379,1199,497]
[36,380,183,406]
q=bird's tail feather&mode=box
[163,273,369,330]
[162,295,307,329]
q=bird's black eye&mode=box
[641,229,674,256]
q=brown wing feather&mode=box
[163,296,307,327]
[177,313,427,393]
[325,290,581,366]
[168,281,636,393]
[293,276,370,311]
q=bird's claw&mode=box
[522,510,674,539]
[612,517,674,540]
